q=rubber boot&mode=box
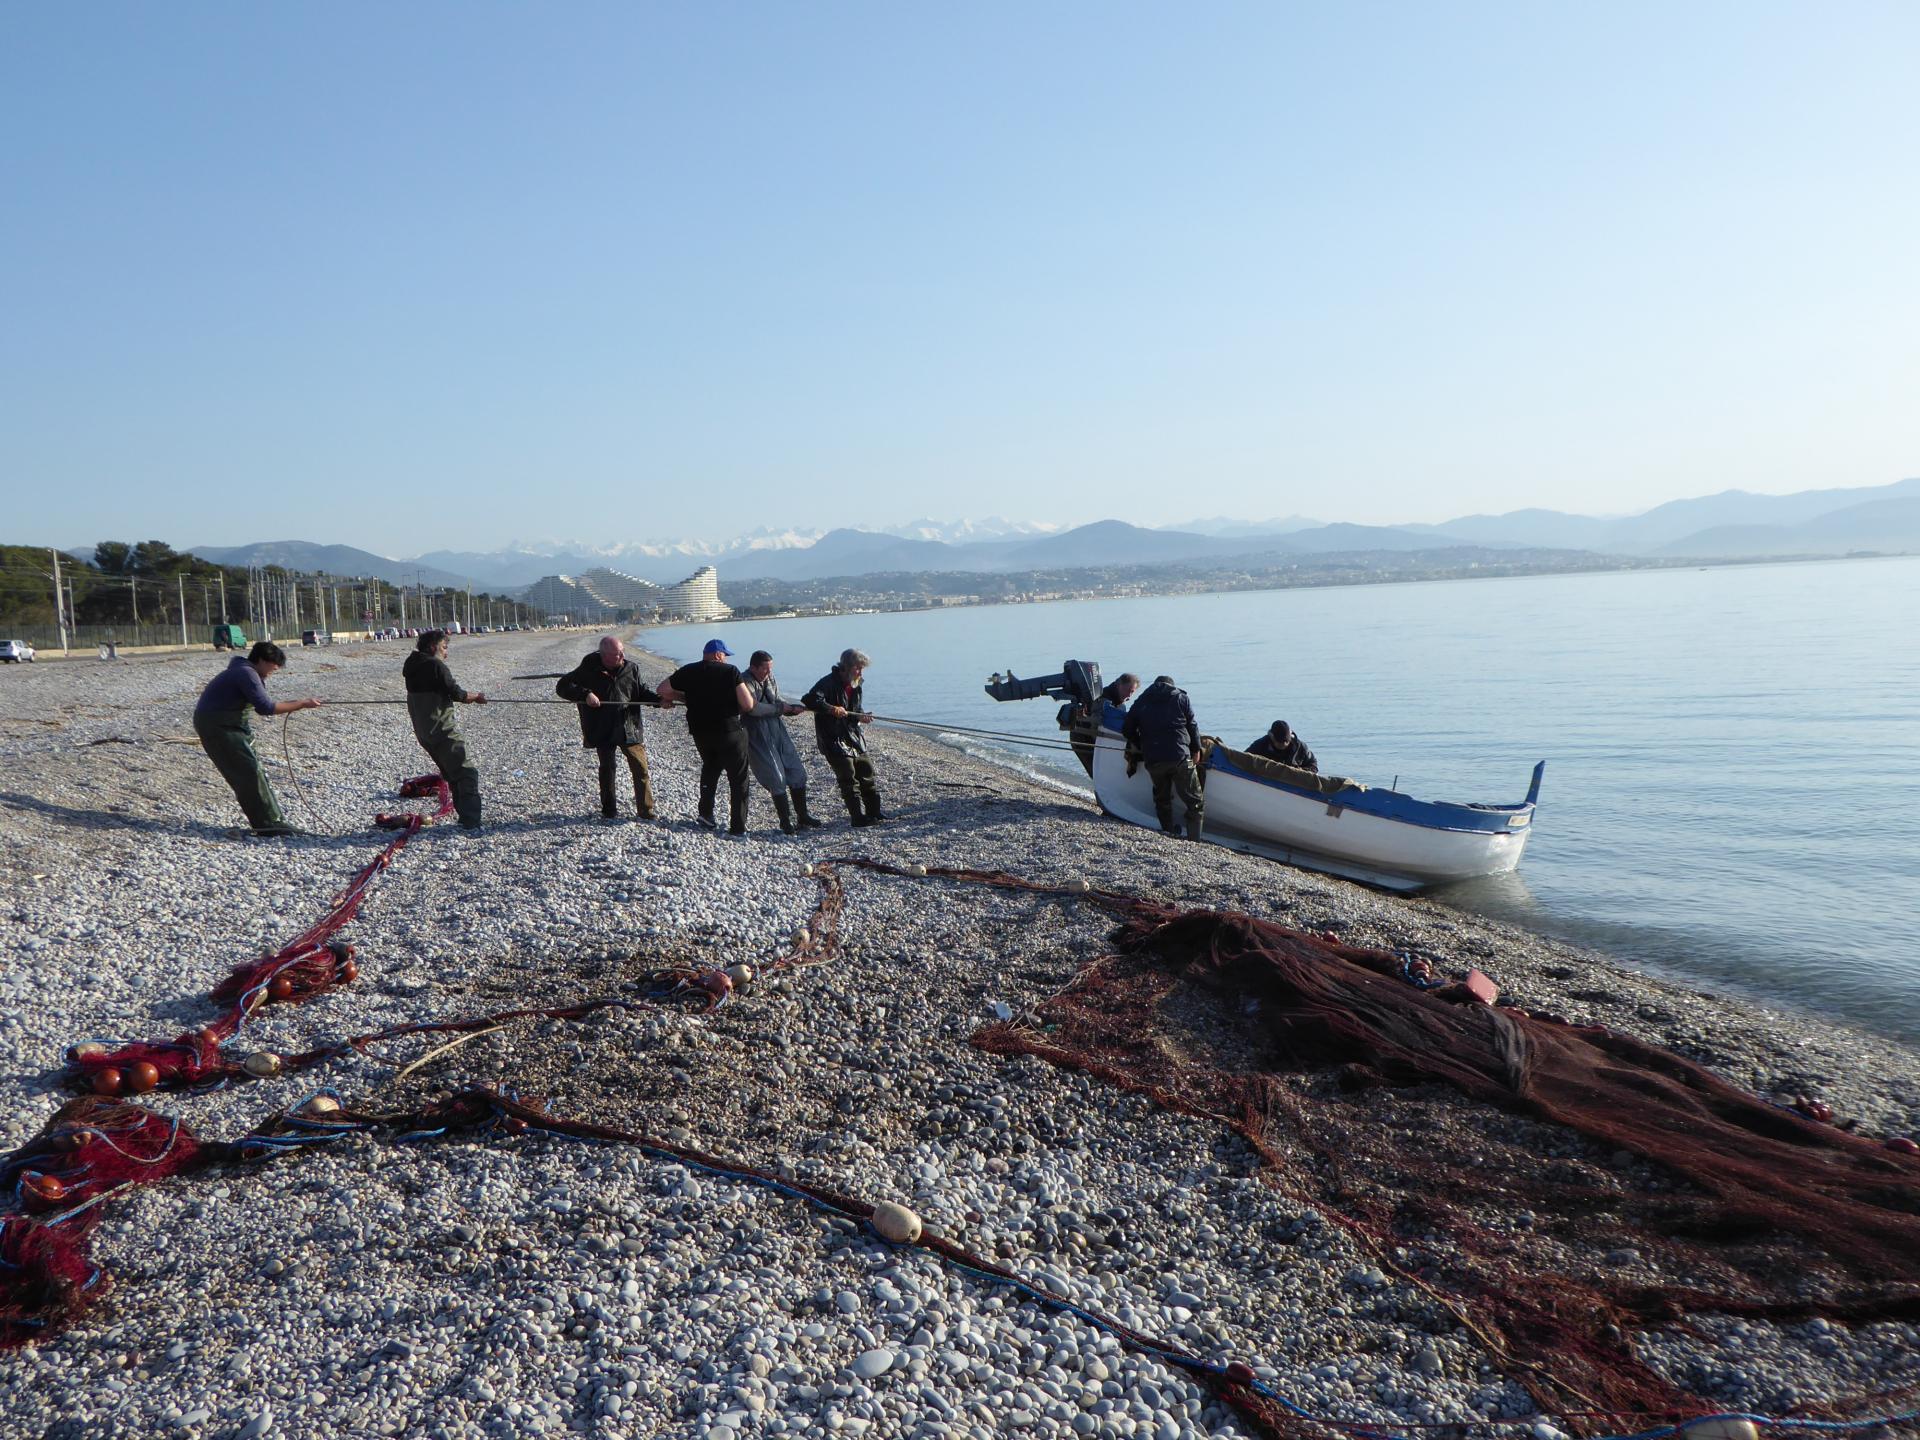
[860,784,885,826]
[837,774,865,826]
[773,792,796,835]
[792,787,824,829]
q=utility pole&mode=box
[50,548,69,654]
[177,573,188,646]
[129,573,139,626]
[218,572,227,623]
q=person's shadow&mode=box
[0,791,380,850]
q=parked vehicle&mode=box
[0,639,35,663]
[301,629,333,647]
[212,624,248,651]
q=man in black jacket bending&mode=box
[802,648,883,827]
[1121,674,1205,840]
[555,636,668,821]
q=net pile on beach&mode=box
[61,775,451,1096]
[971,898,1920,1420]
[0,1099,215,1344]
[7,840,1919,1437]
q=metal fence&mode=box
[0,622,371,654]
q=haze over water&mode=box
[645,555,1920,1045]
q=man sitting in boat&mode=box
[1070,672,1141,772]
[1099,672,1140,724]
[1121,675,1205,840]
[1245,719,1317,773]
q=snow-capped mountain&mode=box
[873,517,1063,545]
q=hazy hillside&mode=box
[187,541,480,590]
[1657,496,1920,557]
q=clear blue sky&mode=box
[4,3,1917,555]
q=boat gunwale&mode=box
[1193,743,1537,837]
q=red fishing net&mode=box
[974,904,1920,1421]
[63,775,448,1095]
[0,1099,214,1346]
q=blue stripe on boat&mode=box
[1202,748,1534,835]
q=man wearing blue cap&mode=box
[658,639,755,834]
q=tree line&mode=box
[0,541,537,634]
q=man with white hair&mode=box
[555,635,668,820]
[802,647,884,827]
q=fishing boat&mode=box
[984,661,1543,892]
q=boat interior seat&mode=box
[1203,739,1366,797]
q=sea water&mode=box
[643,554,1920,1044]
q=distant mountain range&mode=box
[179,477,1919,591]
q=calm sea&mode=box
[643,556,1920,1045]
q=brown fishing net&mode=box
[974,905,1920,1421]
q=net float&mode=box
[870,1201,923,1244]
[91,1068,125,1097]
[1795,1097,1834,1123]
[693,970,733,1006]
[1683,1420,1759,1440]
[906,863,928,877]
[21,1173,67,1208]
[126,1061,161,1094]
[1064,878,1091,894]
[301,1094,341,1116]
[242,1051,284,1079]
[196,1027,222,1049]
[70,1041,107,1061]
[801,863,816,878]
[328,941,355,962]
[501,1115,528,1134]
[339,959,359,983]
[724,964,755,991]
[269,976,295,1002]
[1224,1361,1257,1386]
[791,928,811,948]
[1887,1136,1920,1155]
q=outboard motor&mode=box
[984,661,1106,776]
[983,661,1103,721]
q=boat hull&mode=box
[1089,735,1537,891]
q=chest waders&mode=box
[194,706,287,831]
[408,692,483,828]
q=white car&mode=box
[0,640,35,663]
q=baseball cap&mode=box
[703,638,733,657]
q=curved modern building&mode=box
[523,564,730,622]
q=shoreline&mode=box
[0,632,1915,1438]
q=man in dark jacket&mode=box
[193,641,323,835]
[658,638,755,835]
[1246,720,1318,772]
[1121,675,1205,839]
[402,629,486,829]
[802,648,883,827]
[555,636,667,820]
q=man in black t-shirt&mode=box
[658,638,755,834]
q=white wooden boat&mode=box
[986,660,1543,892]
[1089,729,1541,891]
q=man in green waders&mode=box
[402,629,487,828]
[192,641,323,835]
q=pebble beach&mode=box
[1,630,1916,1440]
